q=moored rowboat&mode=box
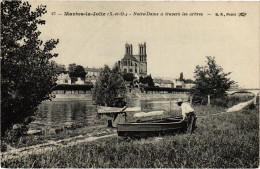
[96,106,142,127]
[117,116,194,137]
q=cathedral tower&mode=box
[119,42,147,77]
[138,42,147,75]
[125,43,132,55]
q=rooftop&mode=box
[85,67,100,72]
[154,78,174,84]
[123,54,139,62]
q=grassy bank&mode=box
[2,105,258,168]
[1,113,111,150]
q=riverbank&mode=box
[137,93,189,100]
[2,103,258,168]
[52,92,189,101]
[51,94,93,101]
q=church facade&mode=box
[118,42,147,78]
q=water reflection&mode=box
[128,99,181,112]
[30,98,185,131]
[29,101,95,131]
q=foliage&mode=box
[68,64,86,78]
[139,75,154,87]
[51,61,66,74]
[191,56,235,102]
[1,1,59,136]
[92,64,127,107]
[123,73,135,82]
[68,63,76,72]
[183,78,194,84]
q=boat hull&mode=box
[117,117,188,137]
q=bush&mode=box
[92,64,127,107]
[139,75,154,87]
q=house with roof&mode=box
[56,72,86,85]
[184,83,195,89]
[175,79,185,88]
[56,72,71,85]
[154,78,174,88]
[85,67,100,84]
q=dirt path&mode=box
[197,98,256,118]
[1,131,117,162]
[226,98,255,112]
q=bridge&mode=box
[226,88,259,96]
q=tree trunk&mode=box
[207,95,210,106]
[254,95,257,105]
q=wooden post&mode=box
[169,97,171,113]
[254,95,257,105]
[207,95,210,106]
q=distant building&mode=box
[85,67,100,84]
[154,78,174,88]
[184,83,195,89]
[118,42,147,78]
[74,77,85,85]
[56,72,71,85]
[175,79,185,88]
[56,72,86,85]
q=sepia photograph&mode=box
[1,0,259,168]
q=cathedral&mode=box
[118,42,147,78]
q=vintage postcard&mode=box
[1,1,259,168]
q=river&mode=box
[29,97,187,131]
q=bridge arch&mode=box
[227,89,259,96]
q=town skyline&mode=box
[33,1,259,88]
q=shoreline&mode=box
[51,93,190,101]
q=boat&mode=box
[97,106,126,114]
[133,110,164,118]
[117,116,196,137]
[96,97,141,114]
[97,106,141,114]
[96,106,142,127]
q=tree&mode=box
[1,1,59,136]
[191,56,235,102]
[93,64,127,107]
[68,63,76,73]
[139,75,154,87]
[69,64,86,78]
[123,73,135,82]
[51,61,66,74]
[184,78,195,84]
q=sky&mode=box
[31,1,259,88]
